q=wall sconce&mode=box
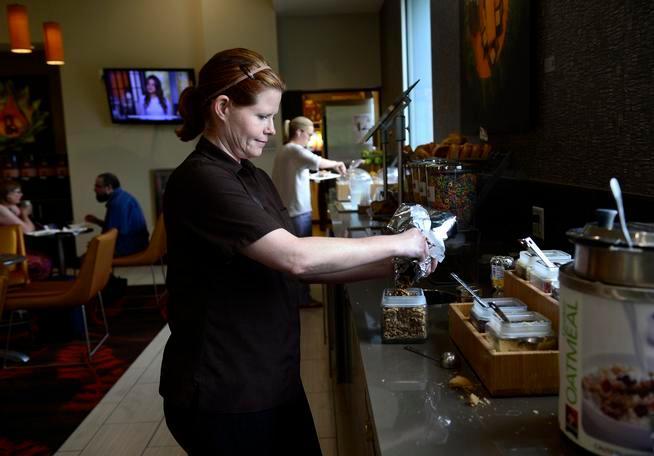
[5,4,65,65]
[7,4,32,53]
[43,21,64,65]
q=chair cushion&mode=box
[112,249,152,266]
[7,280,75,298]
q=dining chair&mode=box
[112,213,166,306]
[0,225,30,286]
[3,229,117,367]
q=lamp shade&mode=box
[43,21,64,65]
[7,4,32,53]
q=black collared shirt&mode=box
[160,137,302,413]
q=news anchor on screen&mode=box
[103,68,195,124]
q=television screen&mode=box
[103,68,195,124]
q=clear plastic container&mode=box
[514,251,533,279]
[469,297,529,333]
[515,250,572,280]
[348,168,372,206]
[382,288,428,343]
[486,311,556,352]
[370,167,398,201]
[336,178,350,201]
[530,259,559,294]
[545,250,573,266]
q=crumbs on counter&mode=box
[448,375,491,408]
[448,375,474,392]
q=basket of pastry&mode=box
[407,133,493,164]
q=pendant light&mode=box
[43,21,64,65]
[7,4,32,53]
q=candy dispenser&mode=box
[425,161,477,229]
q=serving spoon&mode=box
[609,177,634,249]
[450,273,510,322]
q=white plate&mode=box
[309,172,341,182]
[335,201,357,212]
[25,228,60,237]
[67,223,89,230]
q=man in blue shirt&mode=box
[85,173,149,257]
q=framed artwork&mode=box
[0,77,53,154]
[0,52,67,159]
[0,52,72,226]
[152,169,173,216]
[461,0,531,134]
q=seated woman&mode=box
[0,179,52,280]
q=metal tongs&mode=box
[450,273,510,322]
[520,237,556,268]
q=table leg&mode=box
[0,349,30,364]
[56,235,66,276]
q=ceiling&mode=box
[272,0,384,16]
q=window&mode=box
[403,0,433,148]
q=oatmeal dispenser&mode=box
[558,216,654,455]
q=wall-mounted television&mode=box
[102,68,195,124]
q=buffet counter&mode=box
[327,206,581,455]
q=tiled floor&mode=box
[56,281,336,456]
[113,265,167,287]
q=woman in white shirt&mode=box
[0,179,52,279]
[272,116,345,238]
[272,116,346,306]
[0,180,34,233]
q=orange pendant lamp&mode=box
[7,4,32,53]
[43,21,64,65]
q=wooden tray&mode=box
[448,271,561,396]
[449,303,559,396]
[504,270,560,333]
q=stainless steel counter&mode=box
[327,205,584,455]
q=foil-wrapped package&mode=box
[386,203,457,287]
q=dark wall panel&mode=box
[431,0,462,140]
[432,0,654,197]
[503,0,654,196]
[380,0,404,110]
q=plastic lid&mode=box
[347,168,372,183]
[423,159,469,174]
[541,250,572,264]
[471,298,529,321]
[567,222,654,249]
[382,288,426,307]
[520,249,571,267]
[487,311,552,338]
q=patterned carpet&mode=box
[0,288,167,455]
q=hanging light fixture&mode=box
[43,21,64,65]
[7,4,32,53]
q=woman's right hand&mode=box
[397,228,429,261]
[396,228,439,274]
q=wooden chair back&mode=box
[0,225,29,286]
[112,214,166,266]
[76,229,118,303]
